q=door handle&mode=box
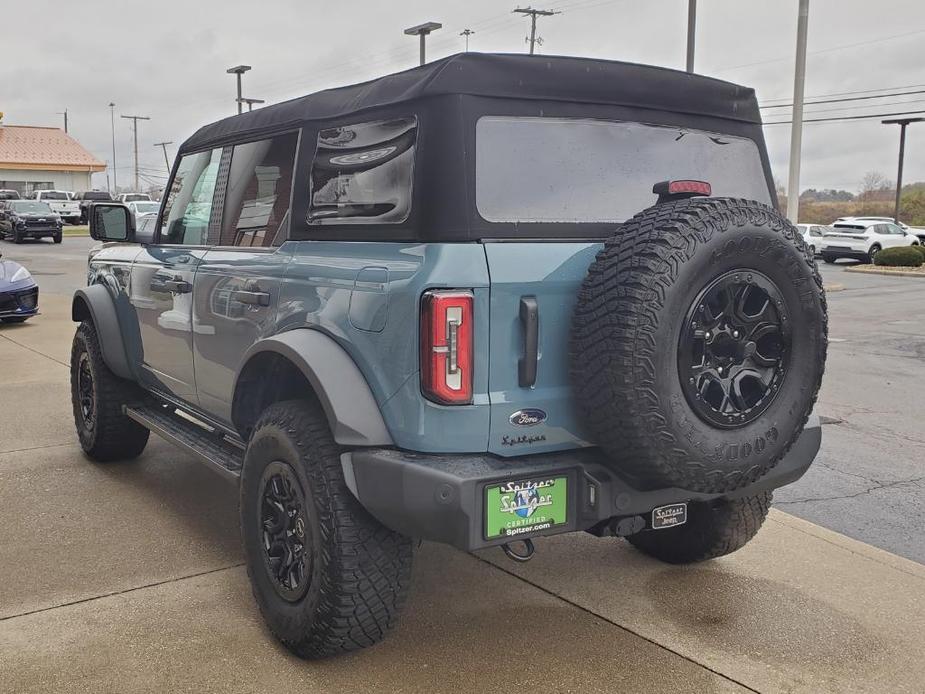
[518,296,539,388]
[164,278,192,293]
[230,290,271,307]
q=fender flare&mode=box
[235,330,393,447]
[72,284,132,380]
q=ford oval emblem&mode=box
[509,408,547,427]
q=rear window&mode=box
[832,224,867,231]
[83,192,112,201]
[40,191,69,200]
[476,117,771,224]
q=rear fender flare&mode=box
[235,330,393,447]
[71,284,132,379]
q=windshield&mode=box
[132,202,159,214]
[40,191,69,200]
[11,201,53,214]
[476,117,772,223]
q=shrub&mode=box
[873,246,924,267]
[910,244,925,261]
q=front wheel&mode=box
[53,233,62,244]
[13,230,23,244]
[240,399,413,659]
[70,321,149,461]
[627,492,772,563]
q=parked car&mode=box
[34,190,82,225]
[117,192,152,203]
[0,190,20,200]
[796,223,827,255]
[75,191,114,223]
[0,200,63,243]
[835,216,925,244]
[72,53,826,659]
[0,251,39,323]
[821,220,919,263]
[125,200,160,219]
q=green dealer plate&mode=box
[485,476,568,541]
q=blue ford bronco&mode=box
[72,54,826,658]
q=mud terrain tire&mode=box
[571,198,827,494]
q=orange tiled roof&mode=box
[0,125,105,172]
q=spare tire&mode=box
[570,197,827,494]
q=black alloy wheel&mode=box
[259,461,312,602]
[76,351,96,430]
[678,269,790,429]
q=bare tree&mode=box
[859,171,894,201]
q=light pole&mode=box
[686,0,696,73]
[786,0,810,223]
[237,97,265,112]
[227,65,252,115]
[404,22,442,66]
[109,102,117,194]
[460,28,474,52]
[121,114,150,192]
[882,117,923,225]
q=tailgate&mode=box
[484,242,601,456]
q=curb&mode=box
[844,267,925,278]
[824,283,845,292]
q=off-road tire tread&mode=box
[70,321,149,462]
[627,491,772,563]
[242,399,413,659]
[571,197,827,493]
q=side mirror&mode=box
[89,203,135,242]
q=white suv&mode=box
[821,220,919,264]
[796,223,828,255]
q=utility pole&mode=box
[404,22,442,66]
[57,108,68,133]
[237,97,265,112]
[686,0,697,73]
[514,7,560,55]
[786,0,810,223]
[460,28,475,52]
[154,141,173,174]
[109,103,117,193]
[226,65,252,115]
[882,117,923,225]
[121,114,150,192]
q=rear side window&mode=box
[476,117,772,224]
[159,147,223,245]
[307,117,416,225]
[221,132,299,247]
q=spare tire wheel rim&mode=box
[678,269,791,429]
[259,461,312,602]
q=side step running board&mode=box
[124,404,244,481]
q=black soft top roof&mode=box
[180,52,761,153]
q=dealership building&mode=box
[0,124,105,194]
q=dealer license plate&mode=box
[485,476,568,540]
[652,502,688,529]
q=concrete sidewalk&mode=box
[1,294,923,693]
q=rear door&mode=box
[129,146,222,403]
[192,131,299,423]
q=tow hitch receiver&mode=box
[501,538,535,562]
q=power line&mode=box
[760,83,925,104]
[761,89,925,110]
[513,7,561,55]
[789,98,925,118]
[764,109,925,126]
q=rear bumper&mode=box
[820,244,868,258]
[343,416,821,551]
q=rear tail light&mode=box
[652,180,712,200]
[421,289,473,405]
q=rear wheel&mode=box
[822,254,837,264]
[867,244,881,263]
[627,492,772,563]
[70,321,149,462]
[240,399,413,659]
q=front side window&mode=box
[222,132,298,246]
[308,117,416,225]
[159,147,222,245]
[476,116,772,224]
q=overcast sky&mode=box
[3,0,924,194]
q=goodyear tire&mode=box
[571,198,827,494]
[240,399,413,659]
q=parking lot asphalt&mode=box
[1,237,924,692]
